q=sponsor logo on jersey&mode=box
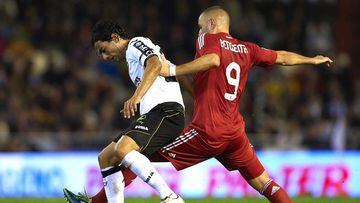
[135,125,148,131]
[132,39,154,56]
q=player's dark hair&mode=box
[91,20,130,45]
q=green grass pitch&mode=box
[0,197,359,203]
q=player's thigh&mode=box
[158,127,218,170]
[139,105,185,157]
[216,134,265,181]
[113,102,184,158]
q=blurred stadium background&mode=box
[0,0,359,202]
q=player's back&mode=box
[191,33,276,141]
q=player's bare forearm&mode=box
[176,53,220,76]
[122,56,161,118]
[133,56,161,99]
[275,50,333,67]
[177,75,194,98]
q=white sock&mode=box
[122,150,174,199]
[101,167,125,203]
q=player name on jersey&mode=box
[220,39,248,54]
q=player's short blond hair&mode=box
[201,6,230,28]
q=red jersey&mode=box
[189,32,277,141]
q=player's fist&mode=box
[160,54,170,77]
[313,55,333,67]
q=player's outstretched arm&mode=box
[160,53,220,77]
[275,50,333,67]
[122,55,161,118]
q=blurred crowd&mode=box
[0,0,359,151]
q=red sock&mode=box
[122,167,137,186]
[91,167,137,203]
[90,187,106,203]
[261,180,293,203]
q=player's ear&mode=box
[111,33,120,42]
[209,18,216,32]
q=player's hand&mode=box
[160,54,170,77]
[313,55,333,67]
[121,95,141,118]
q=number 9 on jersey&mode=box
[224,62,241,101]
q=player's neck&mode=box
[218,28,229,34]
[211,28,229,34]
[119,39,130,58]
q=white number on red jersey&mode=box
[224,62,241,101]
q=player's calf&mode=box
[101,165,125,203]
[88,168,137,203]
[247,171,292,203]
[97,141,131,203]
[121,149,181,201]
[259,179,293,203]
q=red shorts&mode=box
[150,126,265,180]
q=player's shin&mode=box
[122,150,174,200]
[91,168,137,203]
[260,179,293,203]
[101,166,125,203]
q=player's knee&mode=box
[114,142,133,162]
[98,150,108,168]
[114,146,125,161]
[114,135,140,162]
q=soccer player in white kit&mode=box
[63,20,185,203]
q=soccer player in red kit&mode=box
[71,6,332,203]
[158,6,332,203]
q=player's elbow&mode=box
[146,56,162,74]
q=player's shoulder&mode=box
[128,36,154,47]
[198,32,223,41]
[228,37,253,46]
[197,33,222,49]
[198,33,244,46]
[241,41,274,55]
[127,36,155,56]
[234,40,261,53]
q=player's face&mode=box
[94,40,122,62]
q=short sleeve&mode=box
[196,33,221,57]
[248,43,277,67]
[127,37,161,67]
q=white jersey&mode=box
[125,37,184,115]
